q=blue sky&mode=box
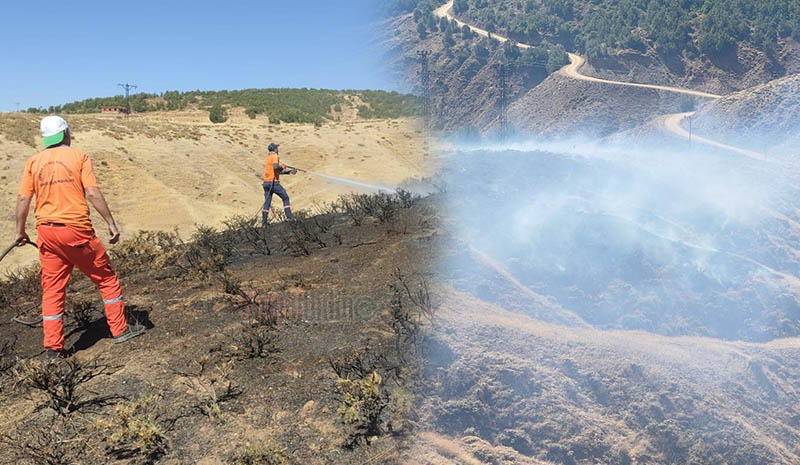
[0,1,392,111]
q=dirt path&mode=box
[663,112,766,161]
[433,1,764,157]
[562,53,722,99]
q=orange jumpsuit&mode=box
[19,146,127,351]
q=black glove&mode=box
[289,169,298,175]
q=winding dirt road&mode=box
[433,1,763,158]
[663,112,766,160]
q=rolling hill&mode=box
[0,100,432,271]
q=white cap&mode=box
[40,116,69,146]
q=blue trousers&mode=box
[262,182,293,224]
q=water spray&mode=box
[284,165,397,193]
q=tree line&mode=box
[448,0,800,61]
[25,89,423,124]
[388,0,800,62]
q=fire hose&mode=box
[0,239,43,326]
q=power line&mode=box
[117,83,138,116]
[493,60,548,139]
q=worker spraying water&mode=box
[261,143,298,226]
[259,143,401,225]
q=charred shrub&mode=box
[1,416,88,465]
[66,297,97,330]
[219,270,244,296]
[228,324,277,360]
[0,338,15,375]
[94,394,169,462]
[396,189,417,209]
[357,192,397,223]
[330,349,392,447]
[0,338,17,391]
[182,225,235,276]
[389,269,438,359]
[337,195,370,226]
[14,357,118,415]
[337,190,420,225]
[223,215,272,256]
[335,372,389,446]
[392,269,437,325]
[276,211,328,256]
[0,265,42,320]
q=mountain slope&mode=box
[691,73,800,154]
[418,285,800,465]
[449,0,800,93]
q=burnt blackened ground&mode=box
[0,194,440,464]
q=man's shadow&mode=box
[68,305,154,353]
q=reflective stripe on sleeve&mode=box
[103,296,123,305]
[42,313,63,321]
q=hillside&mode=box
[435,0,799,92]
[5,187,800,465]
[0,111,432,271]
[26,89,423,125]
[381,0,800,137]
[0,192,440,464]
[412,286,800,465]
[691,73,800,154]
[380,6,698,136]
[394,145,800,464]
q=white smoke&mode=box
[441,133,800,341]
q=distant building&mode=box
[100,106,129,114]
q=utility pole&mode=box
[416,50,433,136]
[494,61,515,140]
[496,62,509,140]
[13,102,20,112]
[117,83,138,116]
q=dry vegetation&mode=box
[0,110,433,271]
[0,191,440,464]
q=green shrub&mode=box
[335,372,390,446]
[209,105,228,124]
[95,394,168,461]
[229,442,288,465]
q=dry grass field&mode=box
[0,111,432,270]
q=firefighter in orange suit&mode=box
[15,116,145,358]
[262,142,297,226]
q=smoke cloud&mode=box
[442,134,800,341]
